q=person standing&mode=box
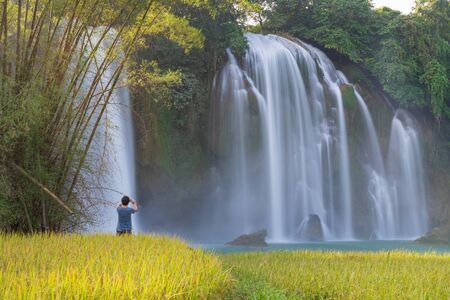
[116,196,138,235]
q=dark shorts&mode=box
[116,230,132,235]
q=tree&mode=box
[0,0,217,232]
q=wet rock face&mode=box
[227,229,268,247]
[295,214,324,241]
[416,224,450,244]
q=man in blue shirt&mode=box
[116,196,138,235]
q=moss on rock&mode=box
[416,224,450,244]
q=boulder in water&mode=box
[295,214,324,241]
[415,224,450,244]
[227,229,268,247]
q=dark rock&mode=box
[295,214,324,241]
[227,229,268,247]
[415,224,450,244]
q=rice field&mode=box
[2,235,450,299]
[222,251,450,299]
[0,234,231,299]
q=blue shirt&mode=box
[116,207,136,232]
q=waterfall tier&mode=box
[209,33,428,241]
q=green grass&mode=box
[0,234,231,299]
[1,235,450,299]
[221,251,450,299]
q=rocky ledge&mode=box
[415,224,450,244]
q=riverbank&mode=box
[1,235,449,299]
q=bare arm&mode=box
[130,199,138,211]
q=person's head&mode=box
[121,196,130,206]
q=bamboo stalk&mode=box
[23,0,40,69]
[2,0,8,78]
[52,8,138,188]
[46,3,123,138]
[65,1,154,202]
[15,0,22,83]
[23,0,51,84]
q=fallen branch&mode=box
[10,162,74,214]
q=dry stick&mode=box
[65,2,154,202]
[10,162,74,214]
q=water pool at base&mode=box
[201,240,450,254]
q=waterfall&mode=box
[96,84,136,232]
[353,90,392,239]
[81,29,137,232]
[386,110,428,238]
[210,33,428,241]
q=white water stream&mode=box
[210,33,428,241]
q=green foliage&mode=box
[0,170,14,228]
[131,0,255,181]
[129,60,183,104]
[340,84,357,111]
[264,0,374,62]
[0,0,253,232]
[367,38,426,108]
[260,0,450,121]
[421,59,449,120]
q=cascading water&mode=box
[81,30,137,232]
[386,110,428,238]
[210,33,428,241]
[94,84,137,232]
[353,90,392,239]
